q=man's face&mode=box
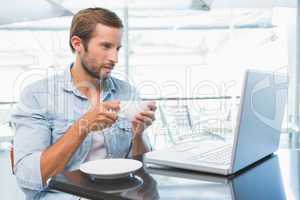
[79,23,122,80]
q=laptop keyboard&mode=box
[189,145,233,165]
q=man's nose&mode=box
[109,49,118,64]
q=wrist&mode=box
[132,130,147,145]
[132,134,143,142]
[132,129,144,140]
[74,118,89,140]
[131,131,151,156]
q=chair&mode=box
[0,105,16,174]
[159,104,200,145]
[10,143,14,175]
[158,103,225,146]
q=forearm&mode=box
[40,121,87,184]
[131,133,151,156]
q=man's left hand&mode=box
[132,101,156,139]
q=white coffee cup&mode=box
[118,101,151,121]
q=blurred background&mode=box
[0,0,299,199]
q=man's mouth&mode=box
[103,65,114,70]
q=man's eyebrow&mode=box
[100,41,113,46]
[100,42,122,49]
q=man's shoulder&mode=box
[110,76,136,92]
[21,70,65,95]
[109,76,140,100]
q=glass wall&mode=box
[127,8,292,148]
[0,2,297,149]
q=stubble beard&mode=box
[80,55,108,82]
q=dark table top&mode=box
[48,149,300,200]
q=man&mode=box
[12,7,156,199]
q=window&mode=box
[0,2,297,148]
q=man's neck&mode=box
[71,59,101,100]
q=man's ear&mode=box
[71,36,82,53]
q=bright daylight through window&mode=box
[0,3,296,149]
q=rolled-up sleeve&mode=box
[11,84,51,192]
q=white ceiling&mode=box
[212,0,296,8]
[52,0,297,12]
[0,0,72,25]
[0,0,296,28]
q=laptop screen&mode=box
[232,70,288,172]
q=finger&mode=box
[103,111,118,122]
[146,101,157,111]
[139,111,156,121]
[132,118,149,130]
[102,117,115,127]
[135,114,153,126]
[103,100,120,112]
[132,118,144,125]
[96,101,120,114]
[100,115,117,127]
[89,117,114,131]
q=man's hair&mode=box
[69,7,123,53]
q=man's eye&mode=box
[102,45,110,49]
[101,43,112,49]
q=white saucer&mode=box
[80,159,143,179]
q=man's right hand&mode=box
[78,100,120,136]
[40,100,120,185]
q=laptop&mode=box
[144,70,288,175]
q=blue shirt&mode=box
[11,64,150,199]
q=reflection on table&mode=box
[49,150,300,200]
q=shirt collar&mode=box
[62,63,74,92]
[61,63,116,98]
